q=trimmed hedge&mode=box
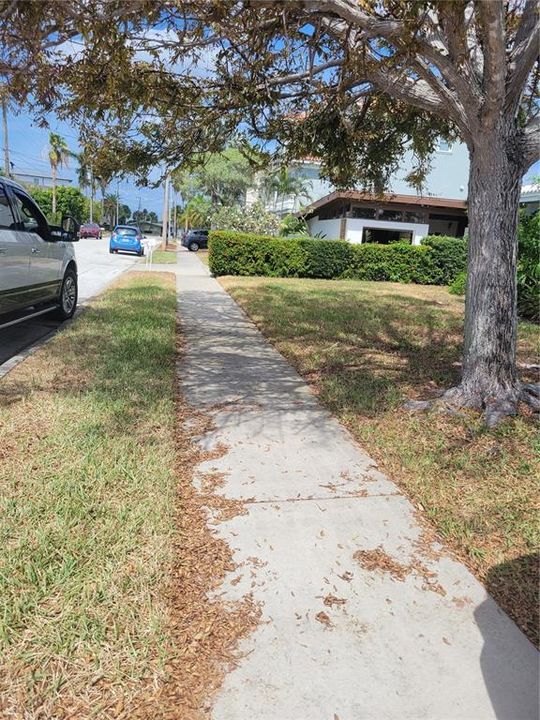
[343,243,434,283]
[208,230,467,286]
[422,236,469,284]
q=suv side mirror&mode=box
[61,215,80,242]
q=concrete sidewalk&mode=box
[176,250,538,720]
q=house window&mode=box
[352,207,376,219]
[404,211,422,222]
[379,209,403,222]
[437,139,452,153]
[363,227,412,244]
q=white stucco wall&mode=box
[345,218,429,245]
[307,217,341,239]
[307,216,430,244]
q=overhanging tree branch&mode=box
[506,9,540,109]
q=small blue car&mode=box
[109,225,145,256]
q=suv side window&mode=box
[0,185,17,229]
[11,189,48,236]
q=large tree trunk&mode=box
[446,120,525,425]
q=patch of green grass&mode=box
[149,250,178,264]
[197,249,209,266]
[0,272,177,716]
[220,275,540,645]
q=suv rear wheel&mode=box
[53,267,78,320]
[188,240,200,252]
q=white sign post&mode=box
[143,236,162,271]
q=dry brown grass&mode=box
[133,333,261,719]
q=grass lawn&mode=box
[220,276,540,646]
[196,249,209,266]
[0,272,178,716]
[149,249,178,264]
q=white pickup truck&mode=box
[0,176,80,329]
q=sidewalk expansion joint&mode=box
[242,492,399,505]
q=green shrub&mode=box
[280,214,308,236]
[208,230,308,277]
[517,212,540,321]
[343,243,434,283]
[422,236,468,284]
[449,271,467,295]
[27,185,87,224]
[211,202,281,236]
[300,238,354,279]
[209,230,468,286]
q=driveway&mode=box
[0,236,141,368]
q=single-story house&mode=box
[303,190,468,244]
[520,184,539,216]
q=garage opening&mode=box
[362,228,413,244]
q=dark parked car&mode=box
[181,229,208,252]
[79,222,102,239]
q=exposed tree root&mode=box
[404,381,540,428]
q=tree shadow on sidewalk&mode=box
[474,554,539,720]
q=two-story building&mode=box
[250,140,470,243]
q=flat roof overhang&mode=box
[302,190,468,219]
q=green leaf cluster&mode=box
[516,213,539,321]
[28,185,87,224]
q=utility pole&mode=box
[1,95,10,179]
[172,191,177,244]
[116,180,120,225]
[161,172,170,250]
[89,165,94,223]
[169,185,174,243]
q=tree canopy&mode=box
[172,147,262,206]
[1,0,538,421]
[1,2,536,187]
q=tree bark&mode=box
[445,118,525,425]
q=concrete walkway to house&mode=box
[176,250,539,720]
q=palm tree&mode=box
[95,174,111,221]
[103,193,118,228]
[48,132,73,217]
[262,167,312,214]
[180,195,212,230]
[77,153,99,222]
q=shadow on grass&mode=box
[227,282,464,415]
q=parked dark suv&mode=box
[181,229,208,252]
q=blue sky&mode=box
[4,110,165,215]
